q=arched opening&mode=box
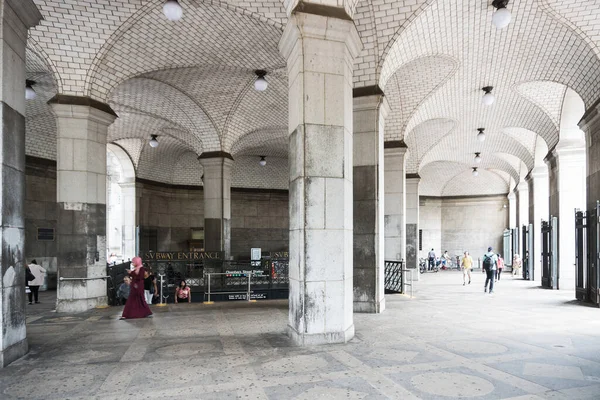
[106,144,136,263]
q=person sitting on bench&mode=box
[175,280,191,303]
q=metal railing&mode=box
[204,272,267,303]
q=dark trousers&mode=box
[428,258,435,270]
[485,270,495,292]
[28,286,40,303]
[496,269,503,280]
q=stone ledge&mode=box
[288,324,354,346]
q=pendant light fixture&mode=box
[25,80,36,100]
[254,70,268,91]
[472,167,479,177]
[259,156,267,166]
[149,135,159,148]
[163,0,183,21]
[482,86,495,106]
[477,128,486,142]
[492,0,512,30]
[474,152,482,163]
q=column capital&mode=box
[579,98,600,134]
[353,93,389,119]
[507,191,516,201]
[384,141,408,156]
[279,11,362,62]
[526,166,548,181]
[5,0,42,29]
[517,181,529,192]
[406,173,421,183]
[49,95,118,125]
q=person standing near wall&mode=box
[512,254,522,277]
[461,251,473,285]
[428,248,436,271]
[482,248,498,294]
[27,260,46,304]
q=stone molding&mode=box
[279,12,362,63]
[353,94,389,119]
[291,1,352,21]
[48,94,118,118]
[353,85,384,98]
[5,0,42,29]
[197,151,234,161]
[406,173,421,181]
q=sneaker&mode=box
[35,301,40,304]
[468,281,471,284]
[28,302,32,305]
[484,288,487,293]
[489,291,494,294]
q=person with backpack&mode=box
[482,247,498,294]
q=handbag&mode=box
[26,268,35,282]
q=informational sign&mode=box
[143,251,222,261]
[228,293,267,300]
[251,248,261,261]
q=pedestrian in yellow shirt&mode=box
[461,251,473,286]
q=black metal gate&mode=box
[503,229,512,267]
[541,216,558,289]
[384,260,404,293]
[575,202,600,306]
[512,227,519,264]
[522,224,534,280]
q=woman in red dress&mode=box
[121,256,153,319]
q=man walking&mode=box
[428,248,436,271]
[461,251,473,285]
[482,247,497,294]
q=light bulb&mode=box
[492,7,512,29]
[482,92,495,106]
[254,76,268,91]
[474,154,482,163]
[25,86,36,100]
[259,156,266,166]
[477,132,486,142]
[472,168,479,177]
[163,0,183,21]
[149,135,159,148]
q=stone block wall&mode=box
[420,195,509,262]
[230,190,289,259]
[24,156,58,289]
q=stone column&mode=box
[279,11,361,345]
[508,191,517,228]
[198,153,233,259]
[517,181,529,255]
[580,103,600,211]
[545,144,586,289]
[384,143,407,263]
[0,0,42,367]
[405,174,420,278]
[352,93,388,313]
[49,96,117,312]
[526,166,549,281]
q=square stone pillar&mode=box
[545,144,586,289]
[50,96,118,313]
[580,103,600,211]
[526,166,549,281]
[508,191,517,228]
[0,0,42,367]
[279,11,361,345]
[384,143,407,262]
[517,181,529,255]
[198,153,233,259]
[405,174,420,278]
[120,182,137,260]
[352,94,388,313]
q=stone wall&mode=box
[136,180,289,259]
[231,190,289,260]
[420,195,509,262]
[419,197,442,258]
[24,157,58,289]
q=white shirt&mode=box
[28,263,46,286]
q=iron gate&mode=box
[541,216,559,289]
[522,225,528,279]
[575,202,600,306]
[512,228,519,265]
[522,224,534,280]
[503,229,512,267]
[384,260,404,293]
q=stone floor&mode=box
[2,271,600,399]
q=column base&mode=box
[354,298,385,313]
[56,296,108,313]
[287,324,355,346]
[0,338,28,368]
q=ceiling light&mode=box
[254,70,268,91]
[482,86,495,106]
[503,204,508,209]
[25,80,36,100]
[149,135,159,148]
[477,128,486,142]
[163,0,183,21]
[492,0,512,29]
[472,167,479,177]
[474,152,482,163]
[259,156,267,166]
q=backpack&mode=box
[483,254,494,270]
